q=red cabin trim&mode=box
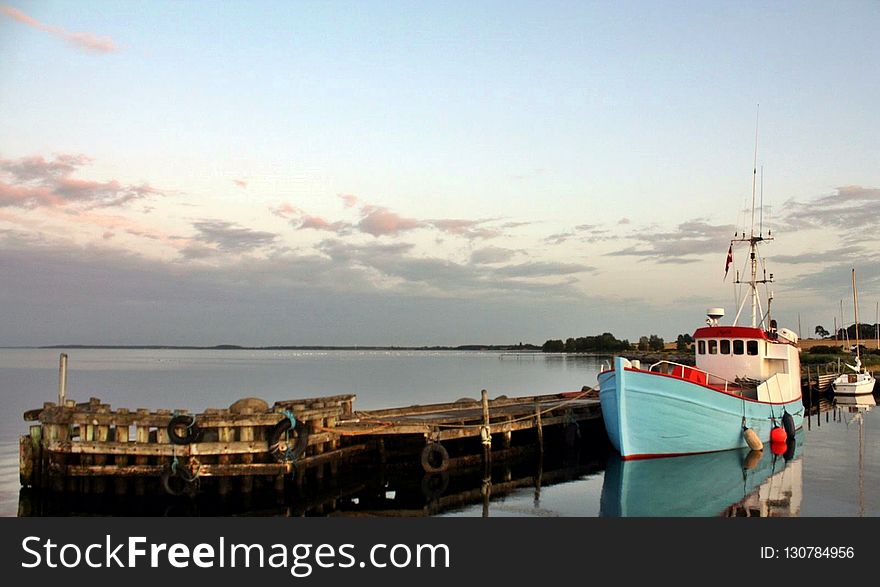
[692,326,797,347]
[692,326,768,340]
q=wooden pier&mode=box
[19,356,602,505]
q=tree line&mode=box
[542,332,697,353]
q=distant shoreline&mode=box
[3,344,545,352]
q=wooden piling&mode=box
[239,407,254,493]
[134,410,150,495]
[218,421,234,496]
[114,409,129,495]
[535,402,544,455]
[58,353,67,405]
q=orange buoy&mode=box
[770,441,787,456]
[743,428,763,451]
[770,426,787,443]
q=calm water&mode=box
[1,349,877,517]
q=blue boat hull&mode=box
[598,357,804,459]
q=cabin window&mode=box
[733,340,744,355]
[708,340,718,354]
[698,340,705,354]
[747,340,758,355]
[720,340,731,354]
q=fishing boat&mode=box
[598,139,804,459]
[832,269,876,397]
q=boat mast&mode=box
[852,268,861,362]
[732,107,772,328]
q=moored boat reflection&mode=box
[600,431,803,517]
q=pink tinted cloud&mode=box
[0,154,163,209]
[339,194,359,208]
[233,179,247,189]
[271,202,303,219]
[1,6,119,53]
[357,206,424,237]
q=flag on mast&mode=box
[724,243,733,280]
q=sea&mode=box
[1,348,877,517]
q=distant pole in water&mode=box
[798,313,802,340]
[58,353,68,405]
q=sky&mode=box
[1,0,878,346]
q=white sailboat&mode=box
[832,269,876,397]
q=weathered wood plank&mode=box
[37,407,344,427]
[60,445,368,477]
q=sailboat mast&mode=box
[852,269,861,360]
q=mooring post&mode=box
[480,390,491,444]
[58,353,68,405]
[534,402,544,455]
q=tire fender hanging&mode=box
[420,442,449,474]
[268,415,309,463]
[167,414,202,445]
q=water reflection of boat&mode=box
[833,393,874,517]
[599,431,803,517]
[834,393,876,410]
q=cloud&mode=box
[470,246,517,265]
[782,186,880,236]
[339,194,359,208]
[545,224,616,245]
[607,219,735,263]
[276,198,514,241]
[772,245,866,265]
[357,205,424,237]
[618,217,631,225]
[544,232,574,245]
[780,259,880,296]
[298,215,351,234]
[428,218,501,240]
[1,6,118,53]
[185,220,277,257]
[271,202,303,219]
[0,153,163,209]
[315,239,589,298]
[494,261,596,278]
[499,221,534,230]
[233,179,247,189]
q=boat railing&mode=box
[648,360,745,395]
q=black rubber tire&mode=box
[268,417,309,463]
[781,411,796,440]
[167,415,201,445]
[420,442,449,474]
[421,471,450,501]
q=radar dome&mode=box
[706,308,725,320]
